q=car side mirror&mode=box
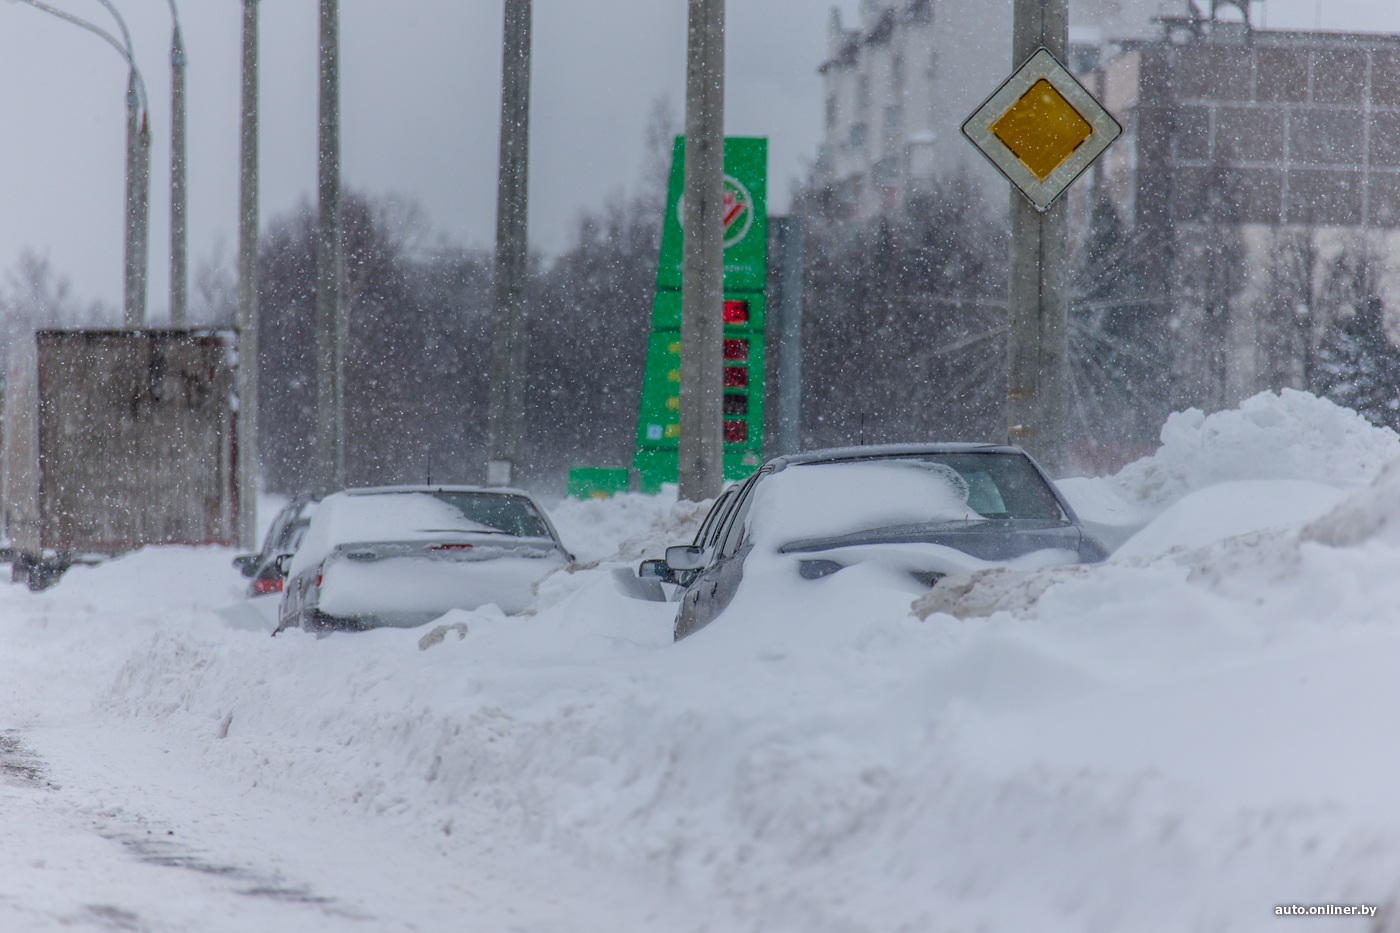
[232,554,257,576]
[273,553,296,577]
[638,558,675,584]
[665,545,706,571]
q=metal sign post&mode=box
[961,0,1120,475]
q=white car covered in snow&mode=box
[276,485,571,632]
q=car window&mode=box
[716,468,771,559]
[922,453,1063,520]
[283,522,310,551]
[693,488,737,548]
[259,507,295,557]
[423,492,551,538]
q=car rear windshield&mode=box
[425,492,550,538]
[330,491,550,543]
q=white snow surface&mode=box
[5,390,1400,930]
[1059,389,1400,557]
[1095,388,1399,509]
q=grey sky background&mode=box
[0,0,1395,316]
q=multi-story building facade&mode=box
[815,0,1165,219]
[815,0,1400,422]
[1099,9,1400,409]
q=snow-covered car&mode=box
[642,444,1108,639]
[233,497,319,598]
[276,486,571,633]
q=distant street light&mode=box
[486,0,533,488]
[165,0,188,326]
[8,0,151,327]
[236,0,260,549]
[314,0,343,497]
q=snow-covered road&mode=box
[6,390,1400,932]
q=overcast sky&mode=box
[0,0,1395,316]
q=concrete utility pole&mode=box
[123,70,151,327]
[314,0,343,498]
[486,0,533,488]
[237,0,260,548]
[678,0,725,503]
[1006,0,1069,475]
[167,0,187,326]
[771,215,805,456]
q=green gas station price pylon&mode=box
[633,136,768,494]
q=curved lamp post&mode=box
[165,0,187,325]
[8,0,151,327]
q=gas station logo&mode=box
[675,174,755,249]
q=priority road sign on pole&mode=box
[961,0,1120,475]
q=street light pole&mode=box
[9,0,150,328]
[678,0,725,502]
[166,0,187,326]
[486,0,533,488]
[91,0,150,328]
[314,0,343,497]
[123,71,150,328]
[1007,0,1069,474]
[237,0,260,548]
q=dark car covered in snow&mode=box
[233,498,319,598]
[641,444,1107,640]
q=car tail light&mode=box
[429,543,474,551]
[252,576,283,596]
[315,573,322,588]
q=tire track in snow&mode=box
[4,728,370,927]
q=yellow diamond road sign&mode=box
[962,48,1121,211]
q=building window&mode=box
[849,122,868,150]
[884,104,903,140]
[825,94,838,131]
[907,140,936,178]
[873,156,900,186]
[892,54,905,88]
[857,74,870,111]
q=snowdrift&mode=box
[7,390,1400,931]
